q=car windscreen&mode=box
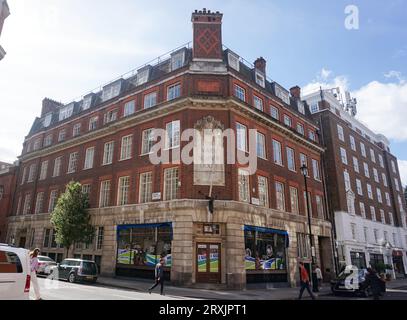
[82,262,97,274]
[38,256,55,262]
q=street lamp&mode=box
[300,164,316,265]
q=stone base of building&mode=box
[6,199,334,289]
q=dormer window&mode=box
[136,68,150,86]
[82,95,93,110]
[255,71,265,88]
[171,50,185,71]
[274,84,290,105]
[102,81,122,102]
[297,100,305,114]
[228,52,240,71]
[59,103,74,121]
[43,113,52,127]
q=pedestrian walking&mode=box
[298,262,316,300]
[311,264,319,292]
[315,265,323,290]
[148,257,165,295]
[379,273,387,296]
[363,268,382,300]
[29,248,42,300]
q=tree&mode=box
[404,185,407,205]
[50,181,95,258]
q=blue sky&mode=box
[0,0,406,184]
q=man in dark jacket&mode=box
[363,268,382,300]
[148,257,165,295]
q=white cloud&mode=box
[353,75,407,141]
[384,70,405,83]
[398,160,407,188]
[0,0,183,163]
[319,68,332,81]
[303,68,407,143]
[302,68,349,96]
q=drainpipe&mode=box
[316,92,339,276]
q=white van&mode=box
[0,244,31,300]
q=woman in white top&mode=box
[315,265,323,290]
[30,248,42,300]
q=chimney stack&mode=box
[191,8,223,60]
[290,86,301,99]
[41,98,62,117]
[254,57,266,74]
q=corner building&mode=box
[6,9,334,289]
[304,89,407,278]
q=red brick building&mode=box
[0,162,17,242]
[6,9,334,288]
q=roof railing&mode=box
[62,41,192,106]
[222,44,277,85]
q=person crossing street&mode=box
[298,262,316,300]
[148,257,165,295]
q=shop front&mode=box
[392,250,406,278]
[244,225,289,283]
[350,251,367,269]
[369,253,385,271]
[115,222,172,279]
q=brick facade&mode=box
[5,9,334,288]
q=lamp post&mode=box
[300,164,316,265]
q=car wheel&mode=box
[68,273,76,283]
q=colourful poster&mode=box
[117,249,172,267]
[245,256,284,270]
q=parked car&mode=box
[37,255,57,276]
[0,243,31,300]
[50,258,98,283]
[331,265,370,297]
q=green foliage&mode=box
[373,261,387,273]
[50,181,94,254]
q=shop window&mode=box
[244,226,288,273]
[116,223,172,271]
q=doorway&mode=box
[196,243,221,283]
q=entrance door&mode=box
[196,243,221,283]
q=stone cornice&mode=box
[19,96,324,163]
[7,199,331,230]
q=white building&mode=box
[303,87,407,278]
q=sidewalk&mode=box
[96,276,332,300]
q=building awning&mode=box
[117,222,172,231]
[244,225,289,247]
[116,222,173,240]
